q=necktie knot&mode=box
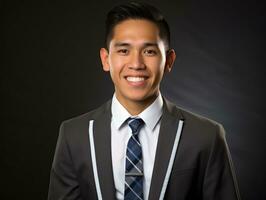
[128,118,144,135]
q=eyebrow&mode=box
[114,42,130,47]
[113,42,159,48]
[143,43,158,48]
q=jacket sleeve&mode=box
[203,124,241,200]
[48,122,82,200]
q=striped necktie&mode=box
[124,118,145,200]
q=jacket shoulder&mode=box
[165,98,222,130]
[178,106,222,129]
[61,100,111,127]
[57,100,111,144]
[175,104,226,149]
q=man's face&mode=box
[100,19,175,107]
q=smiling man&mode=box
[48,2,241,200]
[100,19,174,115]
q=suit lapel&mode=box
[148,99,184,200]
[91,101,116,200]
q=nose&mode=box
[128,51,145,70]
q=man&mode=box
[48,2,241,200]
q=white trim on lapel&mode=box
[159,120,184,200]
[89,120,103,200]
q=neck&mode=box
[116,94,159,116]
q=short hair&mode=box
[105,2,170,50]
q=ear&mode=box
[100,48,110,71]
[164,49,176,73]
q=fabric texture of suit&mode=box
[48,98,241,200]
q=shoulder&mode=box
[164,98,225,147]
[58,100,111,143]
[165,98,222,129]
[179,106,223,133]
[61,100,111,128]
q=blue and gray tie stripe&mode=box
[124,118,144,200]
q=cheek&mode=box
[150,63,165,84]
[109,55,124,73]
[149,54,165,67]
[150,59,165,75]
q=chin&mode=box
[126,92,155,103]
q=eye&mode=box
[143,49,157,56]
[117,49,129,55]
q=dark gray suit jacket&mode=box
[48,98,241,200]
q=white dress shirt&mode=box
[111,93,163,200]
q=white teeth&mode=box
[126,77,145,82]
[127,77,145,82]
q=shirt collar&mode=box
[111,94,131,130]
[111,93,163,131]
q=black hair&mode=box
[105,2,170,50]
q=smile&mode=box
[126,77,146,82]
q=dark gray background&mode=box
[1,0,265,199]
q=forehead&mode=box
[110,19,161,45]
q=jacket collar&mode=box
[148,98,184,200]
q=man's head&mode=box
[100,2,176,114]
[104,2,171,50]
